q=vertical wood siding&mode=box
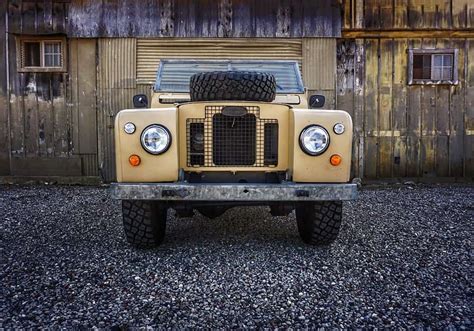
[66,0,341,38]
[343,0,474,30]
[336,37,473,179]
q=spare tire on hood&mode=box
[190,71,277,102]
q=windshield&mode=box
[155,60,304,94]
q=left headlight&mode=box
[140,124,171,155]
[299,125,330,156]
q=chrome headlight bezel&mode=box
[299,125,330,156]
[140,124,171,155]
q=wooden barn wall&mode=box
[4,1,99,177]
[67,0,341,38]
[342,0,474,31]
[338,0,473,180]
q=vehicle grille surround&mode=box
[186,106,278,167]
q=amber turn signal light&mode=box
[129,154,141,166]
[330,154,342,166]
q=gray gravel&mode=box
[1,184,472,328]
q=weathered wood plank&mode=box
[452,0,468,28]
[158,0,174,37]
[419,39,437,177]
[364,0,380,28]
[302,0,334,37]
[364,38,378,178]
[218,0,232,37]
[449,38,466,177]
[379,0,394,29]
[116,0,137,36]
[100,0,118,37]
[354,0,364,29]
[21,1,37,33]
[36,73,54,157]
[406,39,422,177]
[392,38,408,177]
[174,0,194,37]
[64,0,341,38]
[336,39,355,117]
[67,0,102,37]
[0,0,10,174]
[232,0,255,37]
[255,0,277,38]
[393,0,408,28]
[194,0,219,37]
[52,1,67,33]
[342,0,352,29]
[407,1,423,29]
[53,74,69,157]
[8,0,22,34]
[465,38,474,178]
[434,38,451,176]
[378,38,393,178]
[23,73,39,158]
[353,38,365,178]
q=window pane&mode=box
[422,55,431,79]
[432,67,442,80]
[413,54,432,79]
[443,54,453,67]
[413,55,424,79]
[433,54,443,66]
[24,42,41,67]
[44,42,62,67]
[442,67,452,80]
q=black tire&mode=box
[190,71,276,102]
[295,201,342,245]
[122,200,167,248]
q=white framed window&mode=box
[17,37,66,72]
[408,49,458,85]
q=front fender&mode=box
[115,108,179,182]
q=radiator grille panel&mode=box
[213,113,256,165]
[186,106,278,167]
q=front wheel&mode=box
[295,201,342,245]
[122,200,167,248]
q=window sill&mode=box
[18,67,67,73]
[408,79,459,86]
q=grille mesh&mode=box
[186,106,278,167]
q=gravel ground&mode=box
[1,184,472,328]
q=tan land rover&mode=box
[111,60,357,248]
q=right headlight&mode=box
[299,125,330,156]
[140,124,171,155]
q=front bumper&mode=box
[110,182,358,201]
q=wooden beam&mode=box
[342,29,474,39]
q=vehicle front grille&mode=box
[186,106,278,167]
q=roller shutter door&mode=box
[136,38,302,85]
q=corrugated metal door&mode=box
[136,38,303,85]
